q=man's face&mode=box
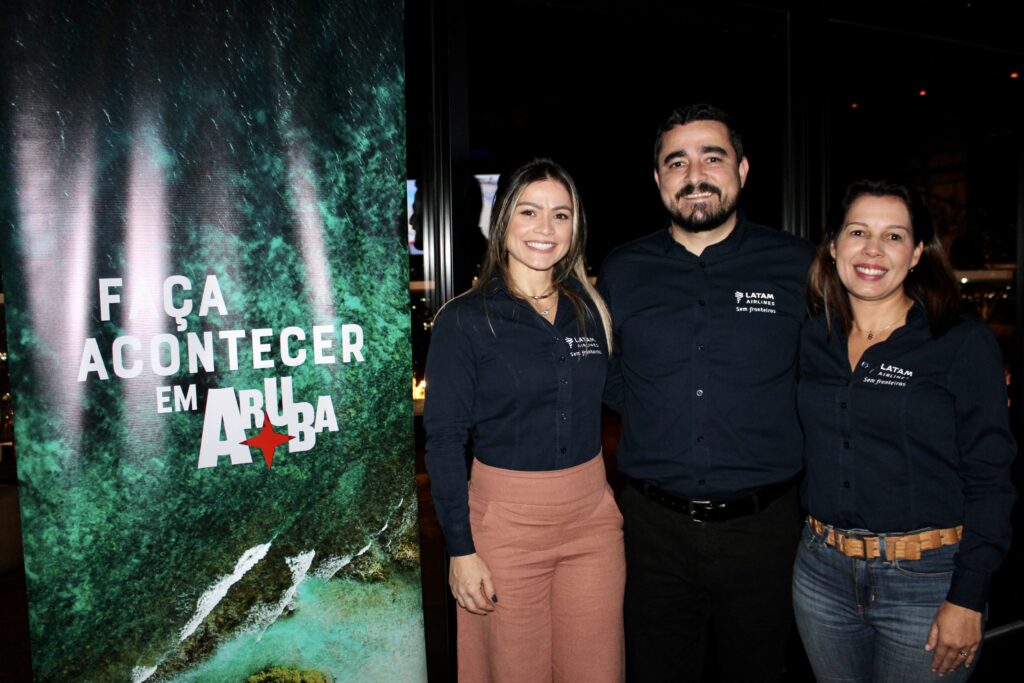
[654,120,749,233]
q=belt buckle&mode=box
[687,499,714,521]
[838,528,877,559]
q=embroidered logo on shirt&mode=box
[734,290,777,315]
[566,336,602,358]
[860,361,913,388]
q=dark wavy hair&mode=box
[472,158,612,347]
[653,103,744,168]
[807,180,960,338]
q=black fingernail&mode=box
[491,594,498,603]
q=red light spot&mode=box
[918,89,928,97]
[851,102,860,109]
[1012,72,1020,79]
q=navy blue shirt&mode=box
[798,306,1016,611]
[423,278,608,556]
[598,217,814,499]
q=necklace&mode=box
[521,287,557,316]
[853,304,911,340]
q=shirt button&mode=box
[843,441,850,449]
[696,435,704,443]
[840,402,847,409]
[698,260,706,268]
[696,389,704,397]
[860,361,868,368]
[697,344,705,351]
[560,447,567,454]
[561,378,569,385]
[561,413,567,421]
[843,481,851,489]
[698,479,706,485]
[559,356,565,362]
[698,300,706,307]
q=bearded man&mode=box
[598,104,814,682]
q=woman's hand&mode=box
[449,553,497,614]
[925,601,983,675]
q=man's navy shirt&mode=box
[423,278,608,556]
[598,217,814,499]
[798,306,1016,610]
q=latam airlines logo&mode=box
[860,361,914,388]
[566,336,602,358]
[734,290,776,315]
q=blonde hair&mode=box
[473,158,612,350]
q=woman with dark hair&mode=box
[423,159,623,682]
[793,180,1016,681]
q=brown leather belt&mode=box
[807,515,963,561]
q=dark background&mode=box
[407,1,1023,680]
[2,1,1022,681]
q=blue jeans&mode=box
[792,522,977,682]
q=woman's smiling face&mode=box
[830,194,924,305]
[504,178,574,278]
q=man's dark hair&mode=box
[653,103,744,168]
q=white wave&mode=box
[312,554,353,580]
[131,664,158,683]
[179,542,272,642]
[287,550,316,581]
[254,549,316,641]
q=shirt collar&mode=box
[907,300,928,325]
[897,300,931,339]
[835,299,930,346]
[659,209,749,258]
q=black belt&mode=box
[629,477,793,522]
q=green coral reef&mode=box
[247,666,330,683]
[0,1,421,681]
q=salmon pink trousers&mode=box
[458,454,626,683]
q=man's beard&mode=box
[666,181,740,233]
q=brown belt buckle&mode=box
[834,530,860,557]
[839,529,877,559]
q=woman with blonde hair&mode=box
[424,158,623,682]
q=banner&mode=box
[0,1,425,681]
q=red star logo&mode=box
[242,412,294,469]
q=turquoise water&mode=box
[172,573,427,682]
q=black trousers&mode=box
[622,482,802,683]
